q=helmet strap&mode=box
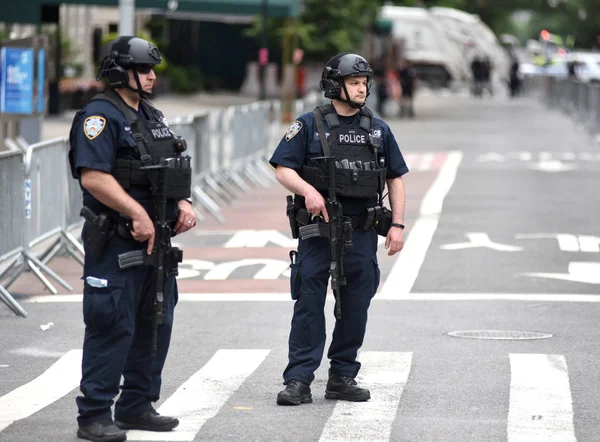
[124,69,153,99]
[337,82,370,109]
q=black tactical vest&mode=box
[301,104,385,200]
[68,89,191,200]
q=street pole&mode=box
[119,0,135,36]
[259,0,269,100]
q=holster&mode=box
[374,206,393,237]
[80,206,114,260]
[286,195,299,239]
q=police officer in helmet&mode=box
[270,52,408,405]
[68,36,196,441]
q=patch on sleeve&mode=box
[285,120,303,142]
[83,116,107,140]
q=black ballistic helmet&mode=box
[320,52,374,108]
[97,36,162,98]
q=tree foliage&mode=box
[245,0,380,61]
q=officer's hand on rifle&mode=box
[131,211,155,255]
[304,187,329,222]
[174,200,197,235]
[385,225,405,256]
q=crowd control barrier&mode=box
[524,76,600,139]
[0,92,324,316]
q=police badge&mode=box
[84,116,107,140]
[285,120,302,142]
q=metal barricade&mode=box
[37,139,85,268]
[0,149,28,317]
[2,138,75,297]
[526,76,600,140]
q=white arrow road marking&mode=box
[527,160,576,172]
[523,262,600,284]
[516,234,600,252]
[508,354,575,442]
[441,233,523,251]
[0,350,82,432]
[319,352,413,442]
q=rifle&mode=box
[298,106,353,319]
[116,158,183,356]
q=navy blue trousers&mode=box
[283,228,380,385]
[77,227,177,425]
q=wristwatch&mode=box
[180,198,193,205]
[391,223,405,230]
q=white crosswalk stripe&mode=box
[508,354,576,442]
[319,352,412,442]
[0,349,584,441]
[0,349,82,432]
[127,349,270,441]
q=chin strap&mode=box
[338,83,370,109]
[125,69,153,99]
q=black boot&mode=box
[325,373,370,402]
[77,420,126,442]
[276,380,312,405]
[115,409,179,432]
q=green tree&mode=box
[245,0,380,61]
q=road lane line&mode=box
[508,354,575,442]
[319,352,412,442]
[126,349,269,441]
[0,349,82,432]
[379,151,463,299]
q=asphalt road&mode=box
[2,91,600,442]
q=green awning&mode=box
[0,0,300,24]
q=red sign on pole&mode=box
[259,48,269,66]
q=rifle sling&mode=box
[312,107,332,158]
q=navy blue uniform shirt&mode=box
[71,96,177,219]
[269,107,409,214]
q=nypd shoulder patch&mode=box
[84,116,107,140]
[285,120,303,142]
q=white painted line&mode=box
[420,151,463,217]
[319,352,412,442]
[26,292,600,303]
[508,354,575,442]
[379,151,463,299]
[0,349,82,432]
[126,349,269,441]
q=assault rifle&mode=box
[117,158,183,356]
[299,156,352,319]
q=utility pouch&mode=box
[374,206,393,237]
[80,206,114,260]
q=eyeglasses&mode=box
[135,64,155,74]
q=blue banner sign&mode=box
[37,49,45,113]
[0,47,35,114]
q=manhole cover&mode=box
[447,330,552,340]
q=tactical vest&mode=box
[68,89,191,200]
[300,104,385,200]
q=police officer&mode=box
[68,36,196,441]
[270,52,408,405]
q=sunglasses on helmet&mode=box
[135,64,155,74]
